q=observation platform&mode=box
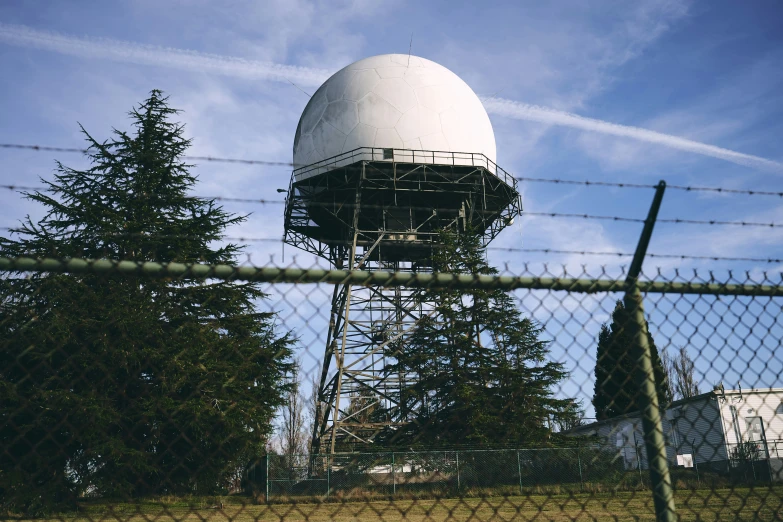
[283,147,521,264]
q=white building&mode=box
[567,387,783,481]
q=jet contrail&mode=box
[481,97,783,173]
[0,23,331,87]
[2,22,781,173]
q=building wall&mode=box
[568,415,649,470]
[714,389,783,459]
[568,389,783,480]
[667,396,727,464]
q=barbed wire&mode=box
[202,195,287,205]
[3,144,783,228]
[0,227,283,243]
[185,155,292,166]
[2,228,780,264]
[515,176,783,198]
[1,144,87,154]
[665,184,783,197]
[522,211,644,224]
[1,184,45,192]
[486,246,783,264]
[656,217,782,228]
[3,142,783,197]
[3,184,781,228]
[516,177,655,190]
[0,184,291,204]
[522,211,783,228]
[0,143,294,167]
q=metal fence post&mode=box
[691,439,701,487]
[624,180,676,521]
[327,455,331,497]
[767,441,775,485]
[577,445,584,492]
[456,451,460,491]
[265,453,270,504]
[517,451,523,495]
[636,442,644,488]
[392,452,396,495]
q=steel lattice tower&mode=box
[282,147,520,454]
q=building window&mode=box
[746,416,766,442]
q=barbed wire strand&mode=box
[0,143,294,167]
[2,228,780,264]
[3,142,783,197]
[2,185,781,228]
[522,211,783,228]
[515,176,783,198]
[486,247,783,264]
[0,185,290,204]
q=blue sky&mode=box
[1,0,782,418]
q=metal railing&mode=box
[292,147,516,187]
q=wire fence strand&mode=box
[3,184,782,229]
[2,228,782,265]
[0,143,295,166]
[4,142,783,197]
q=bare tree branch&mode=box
[280,359,307,466]
[305,363,321,456]
[673,346,700,399]
[662,347,700,400]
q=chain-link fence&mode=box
[263,445,659,501]
[3,77,783,522]
[262,443,783,502]
[2,255,783,520]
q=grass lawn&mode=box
[20,487,783,521]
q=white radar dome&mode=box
[293,54,496,168]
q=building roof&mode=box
[567,387,783,435]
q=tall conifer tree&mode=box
[0,91,294,514]
[379,231,577,447]
[592,300,670,419]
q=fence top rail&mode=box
[275,446,620,459]
[2,256,783,297]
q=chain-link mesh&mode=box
[1,256,782,520]
[262,445,656,501]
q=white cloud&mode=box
[652,204,783,265]
[432,0,691,109]
[2,20,780,174]
[481,97,783,173]
[0,22,331,87]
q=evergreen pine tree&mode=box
[592,300,670,420]
[379,231,576,447]
[0,91,295,514]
